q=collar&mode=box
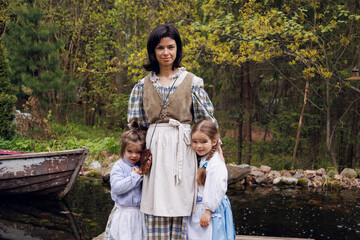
[199,160,208,168]
[150,67,186,83]
[122,157,135,167]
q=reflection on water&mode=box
[228,185,360,240]
[1,178,359,240]
[0,177,113,240]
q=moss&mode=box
[85,170,102,178]
[297,178,309,187]
[330,182,342,190]
[39,219,54,227]
[327,170,338,179]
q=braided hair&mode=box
[191,119,220,186]
[120,119,146,158]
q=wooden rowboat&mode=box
[0,146,88,199]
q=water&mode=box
[228,185,360,240]
[0,177,359,240]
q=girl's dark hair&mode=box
[120,119,146,158]
[191,119,220,186]
[143,24,183,74]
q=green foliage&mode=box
[221,136,238,164]
[0,122,122,155]
[4,0,65,109]
[0,0,359,170]
[0,41,17,139]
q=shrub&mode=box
[0,41,17,139]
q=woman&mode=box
[127,24,218,239]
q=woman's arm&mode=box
[191,76,218,127]
[127,82,148,129]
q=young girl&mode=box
[104,124,147,240]
[187,119,236,240]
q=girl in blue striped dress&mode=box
[188,119,236,240]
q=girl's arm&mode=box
[110,162,142,195]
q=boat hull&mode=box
[0,147,88,199]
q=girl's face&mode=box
[124,143,143,165]
[191,131,217,156]
[155,37,177,69]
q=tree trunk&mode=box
[325,78,337,166]
[291,78,310,169]
[237,67,244,164]
[243,62,252,165]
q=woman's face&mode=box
[155,37,177,69]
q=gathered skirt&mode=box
[187,195,236,240]
[140,121,197,216]
[104,203,146,240]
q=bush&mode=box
[0,41,17,139]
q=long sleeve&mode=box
[127,81,148,128]
[191,77,218,127]
[111,162,142,195]
[201,152,228,212]
[110,159,143,207]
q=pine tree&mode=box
[4,0,64,112]
[0,41,17,139]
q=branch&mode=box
[268,60,324,111]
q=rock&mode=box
[293,172,303,179]
[273,177,298,185]
[226,164,251,184]
[250,166,260,171]
[267,170,281,179]
[304,170,316,178]
[282,171,292,177]
[84,170,102,178]
[327,169,338,178]
[356,169,360,178]
[340,168,357,178]
[330,181,342,190]
[312,175,323,188]
[251,170,265,178]
[297,177,312,187]
[316,168,326,176]
[255,175,269,185]
[89,161,102,170]
[102,162,115,184]
[334,174,342,180]
[260,165,271,174]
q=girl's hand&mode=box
[200,209,211,227]
[132,166,143,176]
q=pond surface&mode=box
[0,177,359,240]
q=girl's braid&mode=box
[206,142,218,161]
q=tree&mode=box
[0,40,17,139]
[3,0,65,119]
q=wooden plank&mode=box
[236,236,314,240]
[0,148,86,160]
[93,233,314,240]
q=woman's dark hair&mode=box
[143,24,183,74]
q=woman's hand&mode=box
[216,144,225,162]
[200,209,211,227]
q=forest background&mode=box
[0,0,359,171]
